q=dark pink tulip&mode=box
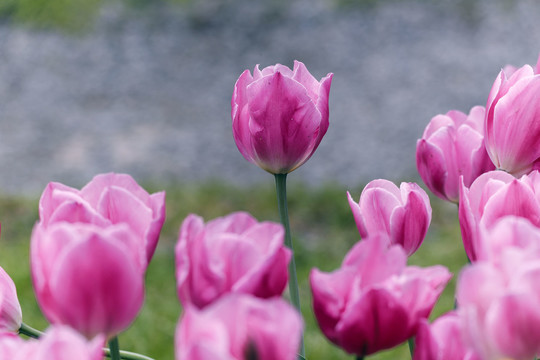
[413,312,480,360]
[39,173,166,264]
[0,266,22,333]
[30,222,145,339]
[310,237,451,357]
[175,294,303,360]
[175,212,291,309]
[457,233,540,360]
[485,55,540,176]
[232,61,333,174]
[459,170,540,261]
[347,179,431,256]
[416,106,495,203]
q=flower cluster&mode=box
[0,55,539,360]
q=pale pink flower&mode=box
[175,294,303,360]
[232,61,333,174]
[175,212,290,309]
[416,106,495,203]
[347,179,431,256]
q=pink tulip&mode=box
[232,61,333,174]
[457,238,540,360]
[176,212,291,309]
[30,222,145,339]
[175,294,303,360]
[310,237,451,357]
[39,173,166,264]
[413,312,480,360]
[459,170,540,261]
[416,106,495,203]
[0,332,25,358]
[347,179,431,256]
[0,266,22,333]
[485,55,540,176]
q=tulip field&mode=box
[0,181,466,359]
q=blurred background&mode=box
[0,0,539,194]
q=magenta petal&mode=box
[49,232,144,338]
[416,138,449,201]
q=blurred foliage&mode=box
[0,180,467,359]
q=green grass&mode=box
[0,180,468,359]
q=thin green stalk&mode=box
[18,323,154,360]
[18,322,43,339]
[408,337,415,357]
[355,356,364,360]
[109,337,121,360]
[274,173,305,358]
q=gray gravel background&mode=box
[0,0,539,194]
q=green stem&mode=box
[18,323,154,360]
[408,337,415,357]
[274,173,305,358]
[109,337,121,360]
[355,356,364,360]
[18,322,43,339]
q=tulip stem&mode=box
[274,173,305,358]
[109,337,121,360]
[18,322,43,339]
[408,337,415,357]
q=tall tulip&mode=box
[175,294,303,360]
[39,173,166,265]
[347,179,431,256]
[310,237,451,357]
[175,212,291,309]
[232,61,333,174]
[416,106,495,203]
[484,56,540,176]
[30,222,145,339]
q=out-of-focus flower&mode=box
[175,294,303,360]
[416,106,495,203]
[347,179,431,256]
[484,56,540,176]
[232,61,333,174]
[0,326,104,360]
[0,266,22,333]
[39,173,166,264]
[310,237,451,357]
[176,212,290,309]
[457,224,540,360]
[413,312,480,360]
[31,222,145,339]
[458,170,540,261]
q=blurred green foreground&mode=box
[0,181,467,359]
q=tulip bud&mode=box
[347,179,431,256]
[175,212,291,308]
[232,61,333,174]
[485,55,540,176]
[175,294,303,360]
[30,222,145,339]
[416,106,495,203]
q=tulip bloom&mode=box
[347,179,431,256]
[459,170,540,261]
[484,56,540,176]
[176,212,291,309]
[232,61,333,174]
[175,294,303,360]
[457,237,540,360]
[0,266,22,333]
[39,173,165,264]
[30,222,145,339]
[413,312,480,360]
[416,106,495,203]
[310,237,451,357]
